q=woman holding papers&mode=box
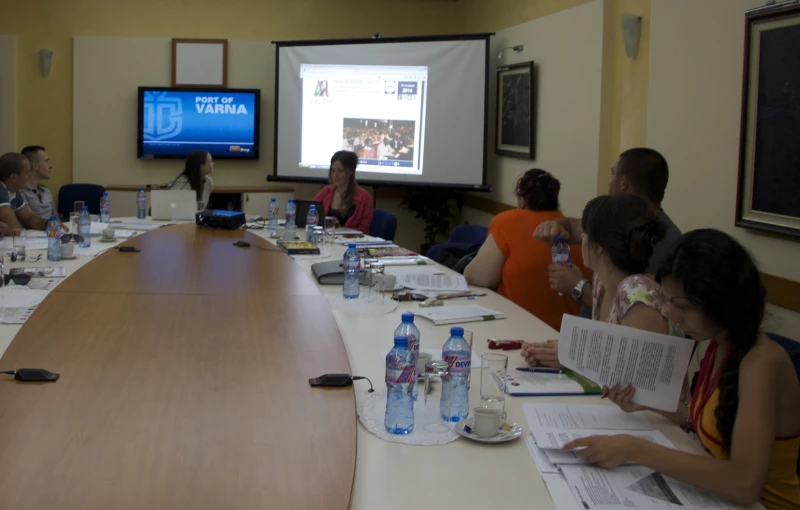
[522,195,680,366]
[171,150,214,209]
[564,230,800,509]
[463,169,588,330]
[313,151,373,234]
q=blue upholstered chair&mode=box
[425,224,488,262]
[57,184,106,220]
[369,208,397,242]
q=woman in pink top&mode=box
[313,151,374,234]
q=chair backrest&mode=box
[766,332,800,475]
[369,208,397,242]
[448,224,488,245]
[57,184,107,218]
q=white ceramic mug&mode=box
[102,227,115,240]
[60,243,75,258]
[473,407,503,438]
[416,352,433,379]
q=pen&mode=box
[516,367,563,374]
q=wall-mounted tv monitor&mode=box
[137,86,260,160]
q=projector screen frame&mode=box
[136,85,262,160]
[270,33,493,191]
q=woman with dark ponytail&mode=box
[464,169,588,331]
[522,194,680,366]
[171,150,214,208]
[564,229,800,508]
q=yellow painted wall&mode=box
[461,0,593,32]
[0,0,461,201]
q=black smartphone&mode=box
[309,374,353,387]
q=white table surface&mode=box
[0,218,713,510]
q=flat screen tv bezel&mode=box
[136,86,261,160]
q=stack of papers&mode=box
[524,404,735,509]
[399,273,469,292]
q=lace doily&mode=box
[356,389,461,446]
[329,294,398,315]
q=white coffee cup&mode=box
[473,407,503,438]
[375,273,397,289]
[416,352,433,378]
[60,243,75,258]
[102,227,115,240]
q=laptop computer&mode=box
[294,200,325,228]
[151,190,198,221]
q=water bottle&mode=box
[385,335,415,435]
[46,216,61,262]
[136,187,147,220]
[99,192,111,223]
[551,235,572,296]
[395,312,421,400]
[285,199,297,240]
[441,326,471,422]
[305,205,318,242]
[267,198,279,237]
[78,206,91,248]
[343,243,360,299]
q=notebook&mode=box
[151,190,198,221]
[293,200,324,228]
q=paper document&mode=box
[26,278,60,291]
[0,238,49,250]
[0,307,37,324]
[112,222,163,231]
[9,267,66,278]
[524,403,653,431]
[385,265,444,277]
[335,228,364,235]
[525,435,561,474]
[560,465,738,510]
[531,428,674,450]
[371,256,431,266]
[400,273,469,292]
[414,304,504,325]
[542,472,584,510]
[558,315,695,412]
[0,288,49,309]
[506,369,601,396]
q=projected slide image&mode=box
[343,118,415,163]
[299,63,427,176]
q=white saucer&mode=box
[455,418,523,443]
[100,237,118,242]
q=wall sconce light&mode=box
[39,49,54,77]
[620,14,642,59]
[497,45,524,60]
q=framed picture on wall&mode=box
[495,61,535,159]
[172,38,228,88]
[736,5,800,239]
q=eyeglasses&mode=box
[4,274,31,286]
[60,234,85,243]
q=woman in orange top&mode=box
[564,230,800,509]
[464,169,587,330]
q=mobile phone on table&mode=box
[309,374,353,387]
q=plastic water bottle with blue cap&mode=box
[285,199,297,240]
[441,326,471,422]
[342,243,360,299]
[394,312,421,399]
[384,335,415,435]
[305,205,318,242]
[136,187,147,220]
[267,198,279,237]
[551,234,572,296]
[78,206,91,248]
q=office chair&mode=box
[57,183,106,219]
[369,209,397,242]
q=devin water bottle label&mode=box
[407,334,419,356]
[386,366,416,384]
[444,354,471,374]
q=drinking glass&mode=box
[69,212,80,234]
[479,354,508,417]
[463,330,474,386]
[12,228,26,261]
[73,201,85,213]
[324,216,336,244]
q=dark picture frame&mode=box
[736,5,800,239]
[495,61,535,159]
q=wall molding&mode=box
[462,196,800,314]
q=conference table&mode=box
[0,220,710,509]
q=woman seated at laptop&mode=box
[463,168,588,331]
[313,151,373,234]
[521,195,680,367]
[171,150,214,209]
[565,230,800,509]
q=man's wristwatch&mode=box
[571,279,588,303]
